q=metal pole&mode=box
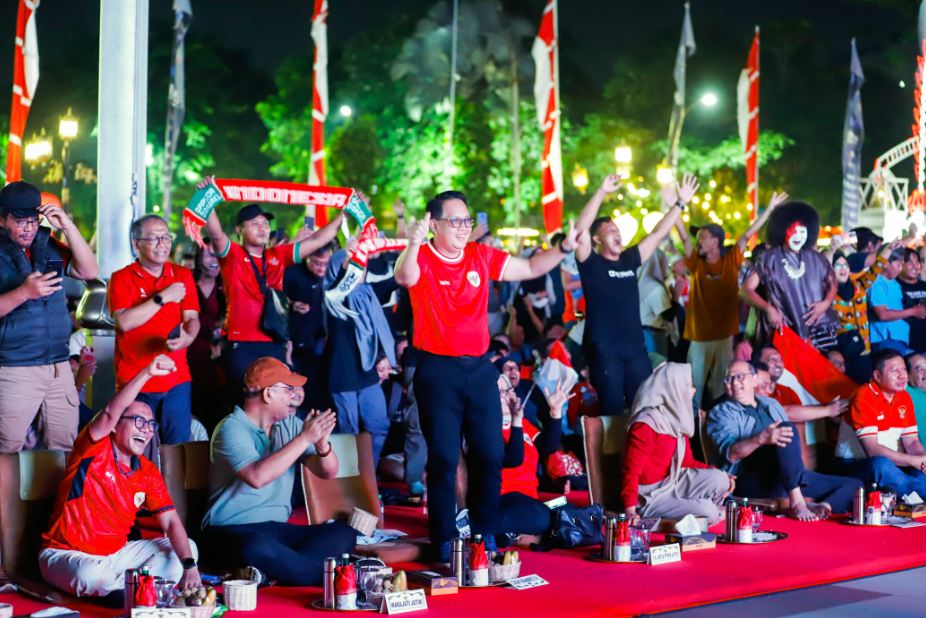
[447,0,459,182]
[60,140,70,209]
[510,47,522,251]
[96,0,149,278]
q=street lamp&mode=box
[58,107,79,207]
[339,104,353,118]
[698,92,718,108]
[24,130,52,167]
[614,145,632,179]
[572,164,589,194]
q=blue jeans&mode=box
[136,381,191,445]
[833,456,926,497]
[332,383,390,465]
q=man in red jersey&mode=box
[40,355,201,600]
[394,190,578,559]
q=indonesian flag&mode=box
[773,326,857,405]
[737,28,759,221]
[5,0,40,183]
[309,0,329,225]
[532,0,563,233]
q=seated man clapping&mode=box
[40,355,201,600]
[705,360,861,520]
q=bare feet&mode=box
[808,501,832,520]
[789,501,820,521]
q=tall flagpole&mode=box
[533,0,563,233]
[667,2,695,172]
[162,0,192,223]
[737,27,760,221]
[5,0,39,184]
[447,0,459,183]
[309,0,329,224]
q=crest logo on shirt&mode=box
[899,406,908,420]
[134,492,146,508]
[268,256,279,266]
[467,271,481,287]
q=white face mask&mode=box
[787,225,808,251]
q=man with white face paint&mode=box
[742,201,839,349]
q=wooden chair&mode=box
[159,442,211,537]
[581,415,628,512]
[0,450,78,603]
[301,433,424,563]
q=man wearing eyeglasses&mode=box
[201,357,355,585]
[395,190,578,560]
[705,360,861,521]
[108,214,201,444]
[0,180,98,453]
[40,354,202,601]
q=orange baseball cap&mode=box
[244,357,307,391]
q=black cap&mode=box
[235,203,274,225]
[0,181,41,217]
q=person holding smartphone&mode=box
[107,214,201,444]
[0,181,98,453]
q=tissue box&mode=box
[407,570,459,595]
[663,532,717,552]
[894,504,926,518]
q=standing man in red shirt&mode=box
[395,190,577,559]
[108,215,200,444]
[40,354,201,600]
[199,177,344,394]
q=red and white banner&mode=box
[773,326,857,406]
[309,0,329,224]
[532,0,563,233]
[5,0,39,183]
[737,28,759,221]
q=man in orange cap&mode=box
[201,357,355,585]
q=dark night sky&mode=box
[0,0,922,196]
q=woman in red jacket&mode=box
[621,362,732,524]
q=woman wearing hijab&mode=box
[323,249,395,466]
[620,362,732,524]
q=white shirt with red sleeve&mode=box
[408,242,510,357]
[835,381,919,459]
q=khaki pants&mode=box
[0,362,78,453]
[638,467,729,524]
[688,338,733,412]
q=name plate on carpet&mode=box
[383,589,428,614]
[649,543,682,566]
[132,609,191,618]
[508,574,549,590]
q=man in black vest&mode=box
[0,181,98,452]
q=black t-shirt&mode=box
[577,246,643,349]
[899,278,926,353]
[325,313,380,393]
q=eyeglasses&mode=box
[269,384,296,395]
[437,217,475,229]
[833,263,849,270]
[137,234,174,246]
[10,216,39,230]
[723,373,752,385]
[119,415,159,432]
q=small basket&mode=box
[223,579,258,611]
[488,561,521,583]
[187,603,216,618]
[349,507,379,537]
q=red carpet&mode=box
[5,508,926,617]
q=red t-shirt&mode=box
[842,382,918,455]
[408,242,510,356]
[108,262,199,391]
[771,383,802,407]
[217,240,297,342]
[42,427,174,555]
[501,419,541,499]
[620,422,709,509]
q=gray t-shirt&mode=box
[202,407,314,528]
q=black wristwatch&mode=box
[181,557,197,570]
[153,293,164,306]
[674,201,686,211]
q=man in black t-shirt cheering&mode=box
[576,173,699,415]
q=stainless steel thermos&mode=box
[451,537,465,584]
[725,498,738,541]
[853,486,865,524]
[123,568,138,617]
[603,515,618,560]
[323,557,338,608]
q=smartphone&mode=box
[847,231,858,245]
[167,323,182,341]
[304,215,315,229]
[477,212,488,228]
[46,259,63,278]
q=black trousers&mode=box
[586,342,652,415]
[414,351,503,545]
[497,492,553,537]
[227,341,286,401]
[736,422,862,514]
[200,521,356,586]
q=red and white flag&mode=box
[309,0,329,224]
[5,0,40,183]
[737,28,759,221]
[532,0,563,234]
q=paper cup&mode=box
[349,507,378,537]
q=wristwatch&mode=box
[153,293,164,306]
[316,441,332,458]
[674,201,686,211]
[181,557,197,570]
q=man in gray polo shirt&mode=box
[201,357,355,585]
